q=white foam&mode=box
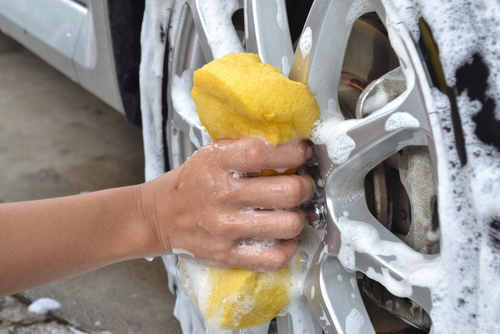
[384,111,420,131]
[299,27,313,59]
[281,55,291,77]
[275,0,286,30]
[69,327,88,334]
[172,248,196,258]
[238,238,279,249]
[311,99,358,165]
[318,303,332,326]
[171,70,203,148]
[345,0,373,27]
[179,224,325,329]
[363,89,391,114]
[27,298,61,314]
[345,308,365,334]
[197,0,244,59]
[139,0,176,181]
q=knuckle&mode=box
[283,212,305,237]
[304,175,315,195]
[269,252,289,271]
[214,222,236,238]
[283,177,305,205]
[291,143,307,164]
[243,144,267,168]
[212,252,226,265]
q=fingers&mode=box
[226,209,306,240]
[232,174,315,209]
[171,137,316,272]
[228,239,299,271]
[220,137,313,173]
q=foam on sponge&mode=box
[192,53,320,146]
[204,264,293,329]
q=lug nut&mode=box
[306,202,327,229]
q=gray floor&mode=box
[0,33,181,333]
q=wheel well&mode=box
[107,0,145,127]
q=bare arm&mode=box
[0,137,314,297]
[0,185,156,296]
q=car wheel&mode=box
[140,0,500,333]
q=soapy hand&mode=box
[141,137,314,271]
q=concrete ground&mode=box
[0,33,181,333]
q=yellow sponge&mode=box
[178,253,302,330]
[204,264,293,329]
[192,53,320,146]
[184,53,319,330]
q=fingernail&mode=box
[305,145,314,160]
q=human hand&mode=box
[140,137,315,271]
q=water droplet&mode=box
[474,149,481,156]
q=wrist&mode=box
[134,170,179,257]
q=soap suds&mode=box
[385,111,420,131]
[345,0,373,27]
[345,308,365,334]
[172,248,196,258]
[179,224,324,329]
[275,0,286,30]
[171,70,205,148]
[299,27,313,59]
[196,0,244,59]
[311,99,358,165]
[28,298,61,314]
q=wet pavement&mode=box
[0,33,182,333]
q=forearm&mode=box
[0,139,314,296]
[0,185,161,297]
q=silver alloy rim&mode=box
[166,0,443,333]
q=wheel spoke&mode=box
[169,0,247,168]
[331,213,437,313]
[289,0,374,109]
[171,69,208,150]
[188,0,244,60]
[304,255,376,334]
[329,80,433,170]
[368,0,388,25]
[244,0,294,75]
[277,295,323,333]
